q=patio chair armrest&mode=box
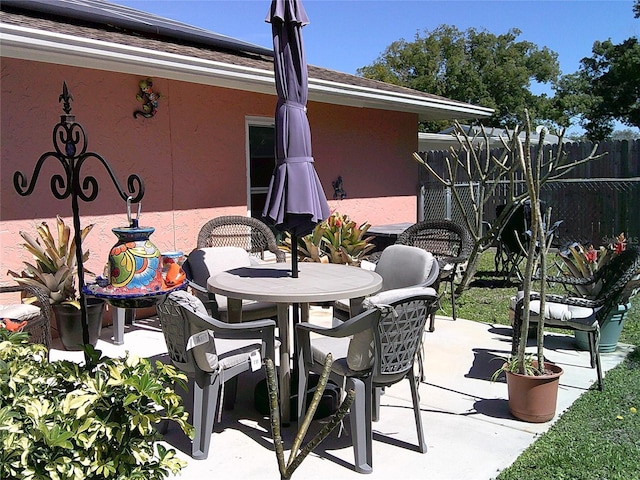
[186,280,220,315]
[296,308,379,339]
[437,254,468,268]
[523,292,603,309]
[0,283,53,349]
[544,293,603,308]
[540,274,597,286]
[0,283,52,317]
[190,308,275,333]
[215,317,277,333]
[187,280,208,294]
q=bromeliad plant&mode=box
[557,233,627,297]
[283,212,375,266]
[8,215,93,306]
[0,329,193,480]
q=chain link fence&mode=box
[420,178,640,247]
[419,139,640,248]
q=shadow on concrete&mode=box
[465,348,510,382]
[472,398,512,420]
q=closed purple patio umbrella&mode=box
[262,0,330,277]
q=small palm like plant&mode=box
[8,215,93,305]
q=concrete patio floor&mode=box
[49,307,632,480]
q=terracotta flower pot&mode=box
[506,361,563,423]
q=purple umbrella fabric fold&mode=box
[263,0,330,237]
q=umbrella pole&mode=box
[291,234,300,397]
[291,233,299,348]
[292,234,299,278]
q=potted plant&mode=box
[0,330,193,479]
[283,211,376,265]
[557,233,632,351]
[8,215,105,350]
[493,112,564,423]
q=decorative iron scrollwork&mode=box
[14,82,144,203]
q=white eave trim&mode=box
[0,23,494,120]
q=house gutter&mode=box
[0,23,494,121]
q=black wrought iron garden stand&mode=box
[13,82,145,364]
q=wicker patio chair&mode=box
[511,245,640,390]
[0,283,52,349]
[197,215,285,262]
[296,287,438,474]
[396,219,474,328]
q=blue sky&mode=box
[112,0,639,131]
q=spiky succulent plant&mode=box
[8,215,93,304]
[283,212,375,266]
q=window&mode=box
[247,120,275,219]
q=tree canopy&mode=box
[549,1,639,140]
[552,35,640,140]
[357,25,560,131]
[358,3,639,140]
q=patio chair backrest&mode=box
[184,246,252,302]
[364,288,434,385]
[157,290,219,374]
[374,244,440,291]
[396,219,473,267]
[197,215,285,262]
[592,246,640,316]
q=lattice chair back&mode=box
[370,292,432,385]
[156,298,195,373]
[157,292,212,374]
[197,215,285,262]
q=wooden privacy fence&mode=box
[418,139,640,247]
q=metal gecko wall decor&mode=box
[134,78,160,118]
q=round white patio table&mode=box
[207,261,382,424]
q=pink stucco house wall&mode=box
[0,1,492,286]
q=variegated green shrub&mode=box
[0,330,194,480]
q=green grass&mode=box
[496,349,640,480]
[445,249,640,346]
[445,250,640,480]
